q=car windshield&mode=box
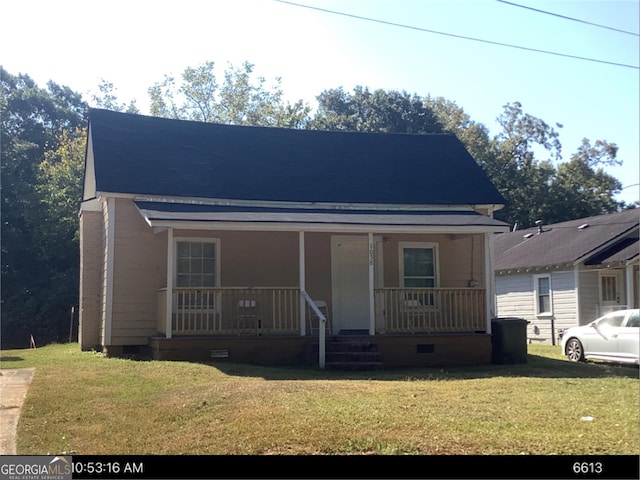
[596,313,625,328]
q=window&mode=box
[599,274,620,303]
[176,240,218,287]
[534,274,552,315]
[598,312,625,328]
[399,243,438,288]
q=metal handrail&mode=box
[301,290,327,369]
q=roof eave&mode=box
[573,224,640,266]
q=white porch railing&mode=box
[158,287,300,335]
[375,288,486,333]
[158,287,487,336]
[301,290,327,369]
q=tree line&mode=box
[1,61,633,348]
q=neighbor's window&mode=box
[534,274,552,315]
[399,243,438,288]
[600,274,619,303]
[176,240,218,288]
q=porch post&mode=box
[368,232,375,335]
[165,227,174,339]
[299,231,306,336]
[626,263,634,309]
[484,232,495,334]
[104,197,115,346]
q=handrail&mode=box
[301,290,327,369]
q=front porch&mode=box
[157,287,487,336]
[152,286,491,368]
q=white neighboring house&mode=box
[493,209,639,345]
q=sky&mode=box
[2,0,639,205]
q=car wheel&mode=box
[566,338,584,362]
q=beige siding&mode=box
[102,206,493,347]
[110,199,167,345]
[304,232,333,308]
[79,209,104,350]
[382,233,485,288]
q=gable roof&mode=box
[494,209,640,271]
[84,108,506,208]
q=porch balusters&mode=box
[375,288,486,334]
[157,287,486,336]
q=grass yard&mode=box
[0,343,638,455]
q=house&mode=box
[494,209,639,345]
[79,108,510,368]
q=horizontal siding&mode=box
[578,270,599,325]
[495,274,534,318]
[545,271,577,341]
[79,210,104,350]
[496,270,578,345]
[111,198,167,345]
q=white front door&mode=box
[331,236,382,333]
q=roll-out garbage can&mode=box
[491,317,529,364]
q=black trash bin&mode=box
[491,317,529,364]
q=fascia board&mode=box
[142,219,510,234]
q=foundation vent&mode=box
[210,349,229,359]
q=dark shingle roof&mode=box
[86,108,506,206]
[494,209,639,270]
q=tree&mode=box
[423,95,494,174]
[544,139,623,222]
[90,79,139,113]
[487,101,562,228]
[37,127,86,263]
[148,61,310,128]
[310,86,444,134]
[1,67,87,348]
[490,103,626,227]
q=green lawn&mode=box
[1,343,638,455]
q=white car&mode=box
[561,309,639,365]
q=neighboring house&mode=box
[79,108,509,368]
[494,209,639,345]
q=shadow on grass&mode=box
[0,356,24,362]
[201,354,639,381]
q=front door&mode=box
[599,271,624,314]
[331,236,382,333]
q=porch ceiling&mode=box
[135,201,510,232]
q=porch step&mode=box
[323,337,384,371]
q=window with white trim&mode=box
[399,243,438,288]
[534,274,552,315]
[399,242,439,308]
[176,240,218,287]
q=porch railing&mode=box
[158,287,300,335]
[375,288,486,333]
[158,287,487,336]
